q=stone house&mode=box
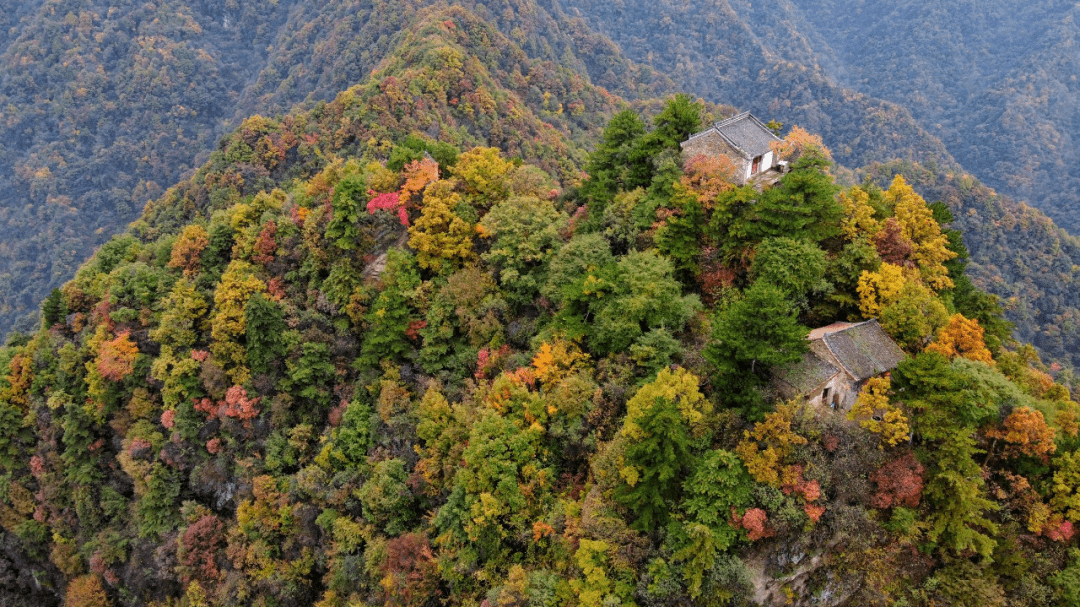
[680,111,783,185]
[772,320,906,412]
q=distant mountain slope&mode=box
[0,0,297,333]
[871,161,1080,370]
[0,0,667,336]
[569,0,1080,232]
[788,0,1080,232]
[559,0,956,172]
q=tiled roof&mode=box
[820,319,906,381]
[774,341,841,399]
[685,111,781,159]
[808,322,855,341]
[773,319,905,399]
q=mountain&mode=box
[0,0,294,334]
[560,0,955,172]
[563,0,1080,232]
[868,159,1080,372]
[1,54,1078,604]
[789,0,1080,231]
[5,0,1077,364]
[0,0,669,337]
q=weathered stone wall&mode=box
[806,374,859,412]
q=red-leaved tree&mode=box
[870,451,925,509]
[379,533,440,607]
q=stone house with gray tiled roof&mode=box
[680,111,783,185]
[772,320,906,411]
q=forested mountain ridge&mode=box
[3,71,1080,606]
[0,0,671,336]
[4,0,1076,375]
[563,0,1080,232]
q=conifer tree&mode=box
[706,282,809,414]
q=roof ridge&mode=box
[714,110,752,129]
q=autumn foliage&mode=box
[193,385,261,427]
[870,451,925,509]
[1,94,1074,607]
[874,217,915,267]
[925,314,994,364]
[770,125,832,164]
[731,507,775,541]
[379,533,440,607]
[986,407,1057,462]
[168,225,210,276]
[65,574,111,607]
[848,375,911,448]
[736,403,808,488]
[681,153,737,207]
[97,332,139,381]
[179,514,226,583]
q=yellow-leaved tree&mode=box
[210,260,266,383]
[838,185,880,241]
[449,146,512,208]
[735,403,808,487]
[531,338,590,387]
[848,375,910,448]
[622,367,710,442]
[857,262,907,317]
[886,175,955,290]
[408,179,474,272]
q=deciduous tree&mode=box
[408,179,474,272]
[886,175,955,290]
[925,313,994,365]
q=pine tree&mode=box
[706,282,809,413]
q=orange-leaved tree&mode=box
[986,407,1057,463]
[770,125,833,164]
[96,331,139,381]
[925,313,994,364]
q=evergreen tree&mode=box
[244,292,286,375]
[326,172,367,250]
[706,282,809,415]
[644,93,702,153]
[746,148,841,244]
[41,288,67,328]
[579,110,650,216]
[617,395,692,531]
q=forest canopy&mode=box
[1,85,1078,607]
